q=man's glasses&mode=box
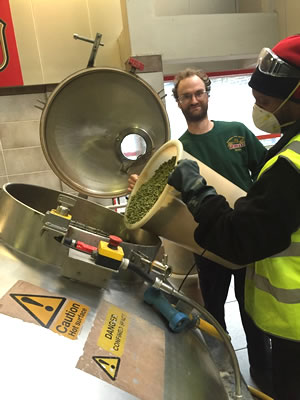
[178,90,208,105]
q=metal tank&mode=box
[0,66,253,400]
[0,182,161,285]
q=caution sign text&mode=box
[97,305,129,356]
[10,293,89,340]
[52,299,89,340]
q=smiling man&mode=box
[173,69,266,193]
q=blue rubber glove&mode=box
[168,159,217,215]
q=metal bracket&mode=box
[41,194,77,238]
[73,32,104,68]
[34,99,47,111]
[56,194,77,216]
[128,250,172,279]
[42,212,71,237]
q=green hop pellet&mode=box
[126,156,176,224]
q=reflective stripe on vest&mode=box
[258,133,300,178]
[247,266,300,304]
[245,133,300,340]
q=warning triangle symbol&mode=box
[93,356,121,381]
[10,294,66,328]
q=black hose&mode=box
[127,261,155,284]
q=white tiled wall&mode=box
[0,89,114,207]
[0,91,61,189]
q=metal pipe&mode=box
[127,261,155,284]
[73,33,95,44]
[153,278,243,399]
[235,0,239,13]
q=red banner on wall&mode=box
[0,0,23,87]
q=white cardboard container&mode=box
[125,139,246,269]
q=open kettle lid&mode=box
[40,67,170,198]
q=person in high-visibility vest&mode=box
[168,35,300,400]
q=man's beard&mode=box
[182,103,208,122]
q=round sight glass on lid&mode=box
[121,133,147,161]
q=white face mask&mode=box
[252,104,281,133]
[252,81,300,133]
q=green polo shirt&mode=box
[179,120,267,192]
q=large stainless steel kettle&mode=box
[0,66,172,280]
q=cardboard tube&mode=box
[125,140,246,269]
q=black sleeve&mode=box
[193,158,300,265]
[245,128,267,181]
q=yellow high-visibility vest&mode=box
[245,133,300,340]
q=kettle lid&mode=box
[40,67,170,198]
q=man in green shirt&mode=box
[129,68,271,394]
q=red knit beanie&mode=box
[273,35,300,69]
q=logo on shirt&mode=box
[227,136,246,151]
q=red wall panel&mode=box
[0,0,23,87]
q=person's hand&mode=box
[168,159,217,215]
[128,174,139,193]
[168,159,207,203]
[168,159,204,196]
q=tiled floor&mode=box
[224,278,260,394]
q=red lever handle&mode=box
[128,57,144,71]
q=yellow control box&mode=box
[98,241,124,261]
